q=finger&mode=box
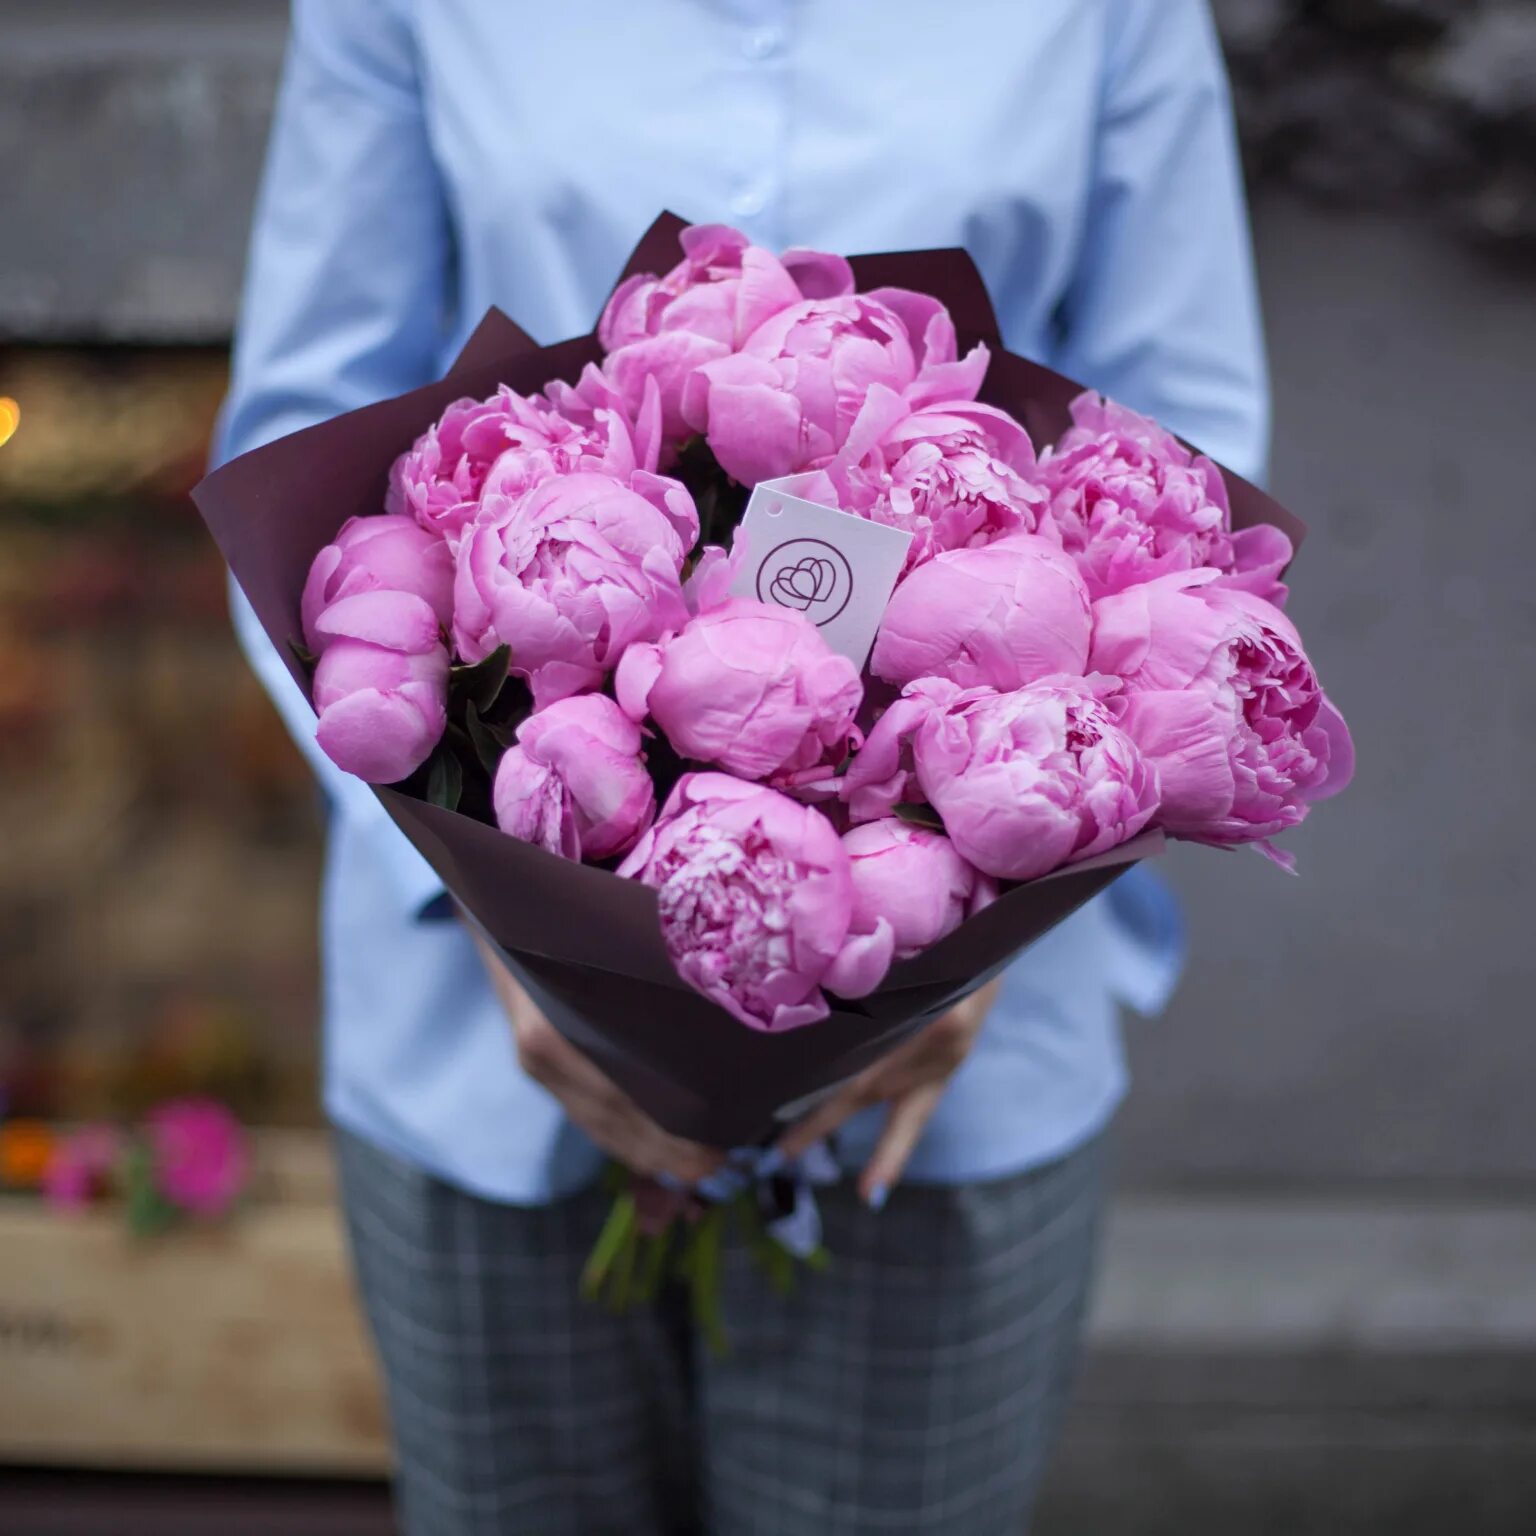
[666,1146,726,1186]
[859,1082,944,1209]
[775,1076,875,1162]
[466,922,726,1185]
[560,1098,719,1186]
[558,1070,724,1184]
[637,1125,726,1186]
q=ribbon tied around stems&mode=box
[580,1142,840,1354]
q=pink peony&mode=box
[615,598,862,787]
[387,377,659,545]
[311,590,449,783]
[453,471,698,707]
[841,818,997,965]
[681,290,988,487]
[600,223,854,444]
[618,773,890,1030]
[300,514,453,653]
[1089,571,1354,867]
[870,533,1091,693]
[1035,392,1292,602]
[493,693,655,862]
[42,1124,122,1213]
[841,676,1160,882]
[145,1098,249,1219]
[827,394,1049,570]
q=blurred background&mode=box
[1,1,1534,1531]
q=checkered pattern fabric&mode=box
[336,1128,1106,1536]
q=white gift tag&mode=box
[729,473,913,670]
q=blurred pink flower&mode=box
[453,471,698,706]
[618,773,889,1030]
[600,223,854,444]
[1035,392,1292,602]
[870,533,1091,693]
[1089,571,1354,867]
[842,676,1159,882]
[616,598,862,787]
[841,818,996,965]
[42,1124,122,1213]
[145,1098,249,1219]
[493,693,655,862]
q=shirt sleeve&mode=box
[214,0,452,917]
[1052,0,1270,482]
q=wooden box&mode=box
[0,1132,389,1474]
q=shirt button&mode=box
[744,27,782,61]
[731,185,768,218]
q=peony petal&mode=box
[1309,697,1356,801]
[614,641,664,724]
[316,688,443,783]
[823,917,896,999]
[700,378,807,487]
[1116,689,1236,831]
[313,590,441,653]
[781,247,856,300]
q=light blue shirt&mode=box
[218,0,1266,1204]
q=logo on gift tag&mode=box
[732,475,913,670]
[758,539,853,624]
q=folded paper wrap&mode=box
[193,214,1303,1147]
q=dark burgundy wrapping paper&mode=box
[193,213,1301,1147]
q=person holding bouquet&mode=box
[217,4,1268,1532]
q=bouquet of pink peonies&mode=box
[195,215,1352,1150]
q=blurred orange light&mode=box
[0,397,18,449]
[0,1119,56,1188]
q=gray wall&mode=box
[5,0,1535,1193]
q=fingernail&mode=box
[866,1182,888,1212]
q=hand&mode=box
[469,926,724,1187]
[776,978,1002,1208]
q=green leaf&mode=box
[893,801,946,832]
[608,1218,641,1313]
[464,701,513,775]
[682,1206,730,1357]
[766,1240,794,1296]
[442,722,476,760]
[287,638,318,678]
[449,644,511,715]
[633,1228,674,1305]
[426,747,463,811]
[122,1143,177,1240]
[580,1192,637,1304]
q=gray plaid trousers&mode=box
[336,1127,1106,1536]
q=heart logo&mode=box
[770,556,836,611]
[755,537,854,627]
